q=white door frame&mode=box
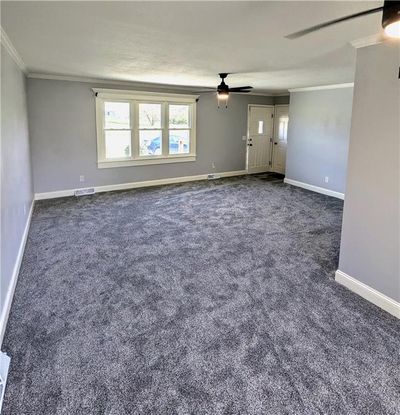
[246,104,275,173]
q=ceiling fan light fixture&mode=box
[191,73,252,108]
[384,21,400,38]
[217,91,229,100]
[217,90,229,108]
[382,1,400,38]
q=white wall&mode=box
[0,44,33,344]
[338,41,400,303]
[286,87,353,194]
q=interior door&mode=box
[272,105,289,174]
[247,105,274,174]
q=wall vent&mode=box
[74,188,95,197]
[207,174,221,180]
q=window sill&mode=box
[97,155,196,169]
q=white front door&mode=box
[272,105,289,174]
[246,105,274,174]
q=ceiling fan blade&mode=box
[229,86,253,92]
[285,6,383,39]
[190,90,216,94]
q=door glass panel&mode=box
[139,130,162,156]
[169,130,190,154]
[258,121,264,134]
[278,116,289,141]
[104,102,130,129]
[139,103,162,128]
[105,130,131,158]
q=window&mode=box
[278,116,289,142]
[94,89,197,168]
[169,105,190,155]
[138,103,162,156]
[104,102,131,159]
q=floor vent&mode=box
[207,174,221,180]
[0,352,10,413]
[74,188,95,197]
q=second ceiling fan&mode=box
[285,1,400,39]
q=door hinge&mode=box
[269,161,272,166]
[271,113,274,118]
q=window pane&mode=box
[258,121,264,134]
[278,116,289,142]
[139,103,161,128]
[104,102,130,129]
[105,130,131,159]
[169,105,189,128]
[139,130,162,156]
[169,130,190,155]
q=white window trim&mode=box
[94,89,198,169]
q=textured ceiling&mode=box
[1,1,384,92]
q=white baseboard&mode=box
[34,170,248,200]
[247,167,270,174]
[284,178,344,200]
[0,200,34,347]
[0,352,11,413]
[335,270,400,319]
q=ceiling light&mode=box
[217,91,229,108]
[382,1,400,38]
[384,21,400,38]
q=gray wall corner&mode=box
[285,87,353,194]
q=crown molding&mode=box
[289,83,354,93]
[27,73,206,92]
[350,33,386,49]
[27,73,287,97]
[0,26,27,73]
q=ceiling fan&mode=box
[286,1,400,39]
[196,73,253,108]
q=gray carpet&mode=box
[2,175,399,415]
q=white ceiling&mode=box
[1,1,384,93]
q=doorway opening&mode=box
[246,104,289,175]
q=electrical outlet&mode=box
[242,135,247,141]
[79,175,85,182]
[324,176,329,183]
[211,162,216,169]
